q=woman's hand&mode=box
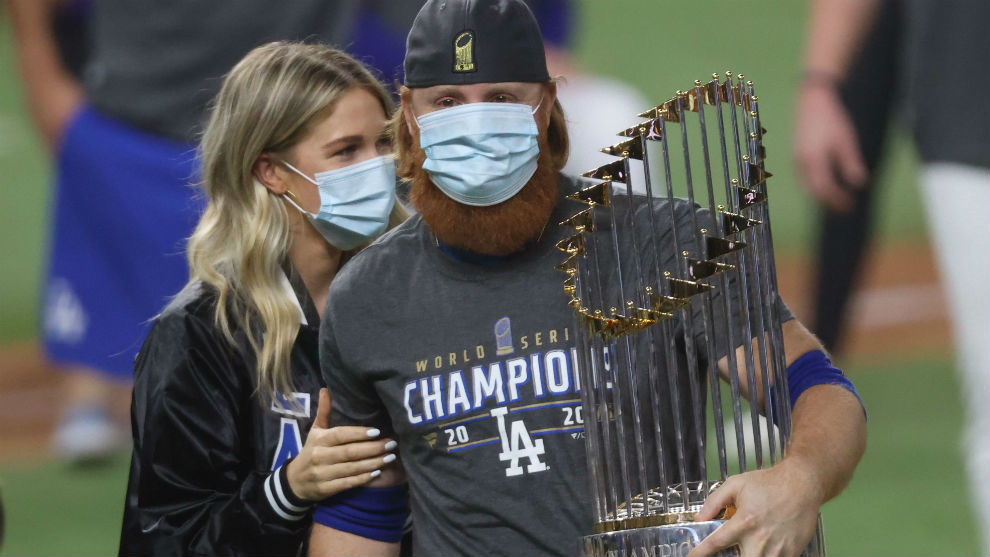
[286,388,397,502]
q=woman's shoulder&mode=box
[159,281,218,321]
[161,280,217,315]
[135,281,248,395]
[140,282,234,368]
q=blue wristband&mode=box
[785,350,858,408]
[773,349,864,419]
[313,485,409,543]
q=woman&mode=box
[118,42,406,556]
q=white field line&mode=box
[847,283,947,329]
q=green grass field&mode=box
[0,16,53,341]
[0,354,976,556]
[0,1,956,555]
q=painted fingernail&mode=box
[383,453,397,464]
[384,440,398,451]
[371,469,382,478]
[366,428,381,437]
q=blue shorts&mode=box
[42,105,204,379]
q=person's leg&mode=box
[812,0,901,353]
[814,184,876,351]
[50,366,131,463]
[42,106,125,463]
[920,162,990,551]
[43,105,200,463]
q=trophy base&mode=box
[581,521,825,557]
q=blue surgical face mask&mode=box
[416,101,541,207]
[280,155,396,250]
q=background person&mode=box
[528,0,649,181]
[794,0,990,547]
[5,0,367,463]
[308,1,867,556]
[799,0,902,354]
[118,42,405,556]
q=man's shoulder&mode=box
[558,171,589,194]
[332,215,426,294]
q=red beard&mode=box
[408,141,559,257]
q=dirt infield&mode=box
[0,241,951,462]
[777,240,951,360]
[0,341,62,458]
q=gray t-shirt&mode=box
[84,0,359,142]
[320,175,791,556]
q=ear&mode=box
[539,81,558,125]
[401,100,418,139]
[399,88,419,140]
[544,81,558,106]
[253,153,289,196]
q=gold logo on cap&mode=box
[453,30,476,72]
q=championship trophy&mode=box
[556,73,826,557]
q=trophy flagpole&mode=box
[590,213,634,514]
[733,74,779,464]
[600,162,640,516]
[652,110,701,511]
[692,77,731,482]
[568,241,608,524]
[726,74,774,467]
[716,72,763,471]
[708,75,752,474]
[621,127,676,514]
[745,79,793,447]
[669,92,715,497]
[617,154,658,513]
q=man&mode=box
[797,0,901,355]
[310,1,866,556]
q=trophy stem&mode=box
[724,78,768,470]
[588,230,632,513]
[693,80,731,481]
[711,83,751,474]
[673,94,716,496]
[645,327,673,511]
[638,135,674,512]
[573,286,607,524]
[746,81,793,448]
[733,77,780,464]
[656,114,698,508]
[603,192,641,513]
[572,247,607,523]
[619,155,665,510]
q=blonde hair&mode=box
[188,41,404,405]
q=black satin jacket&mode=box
[118,270,324,556]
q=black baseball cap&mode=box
[404,0,551,88]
